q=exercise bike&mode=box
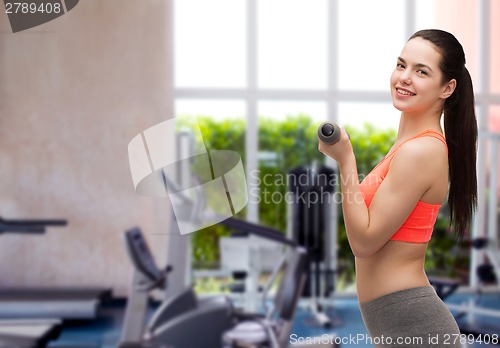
[117,226,234,348]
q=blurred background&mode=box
[0,0,499,346]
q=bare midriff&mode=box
[356,240,431,303]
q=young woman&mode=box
[318,29,477,347]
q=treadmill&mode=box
[0,217,112,347]
[0,319,62,348]
[0,287,112,320]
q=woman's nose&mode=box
[399,71,411,85]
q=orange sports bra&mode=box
[358,130,448,243]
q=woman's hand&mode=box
[318,128,354,166]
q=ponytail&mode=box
[443,67,478,239]
[410,29,478,240]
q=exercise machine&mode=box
[0,217,113,347]
[219,230,283,312]
[287,161,338,328]
[0,218,65,347]
[220,218,308,348]
[0,319,62,348]
[222,242,307,347]
[221,217,339,348]
[0,217,112,321]
[430,237,500,337]
[118,226,234,348]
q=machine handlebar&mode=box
[0,217,67,234]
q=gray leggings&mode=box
[359,286,460,348]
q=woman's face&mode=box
[390,37,452,116]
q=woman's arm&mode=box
[319,131,445,257]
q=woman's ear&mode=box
[441,79,457,100]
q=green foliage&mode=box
[176,115,247,268]
[347,123,396,177]
[175,114,464,288]
[257,114,325,231]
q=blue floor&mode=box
[46,293,500,348]
[47,300,125,348]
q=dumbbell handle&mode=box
[318,122,342,145]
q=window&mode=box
[257,0,327,89]
[338,0,405,91]
[174,0,246,88]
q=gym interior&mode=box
[1,1,500,347]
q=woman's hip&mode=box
[358,286,460,347]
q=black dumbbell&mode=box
[317,122,342,145]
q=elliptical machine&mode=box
[117,226,234,348]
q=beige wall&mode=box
[0,0,173,296]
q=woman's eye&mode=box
[397,63,405,69]
[416,70,428,76]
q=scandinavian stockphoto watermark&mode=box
[3,0,79,33]
[248,170,366,206]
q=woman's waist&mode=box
[358,285,437,315]
[356,261,429,303]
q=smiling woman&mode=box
[390,38,457,118]
[318,29,477,348]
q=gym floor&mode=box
[46,292,500,348]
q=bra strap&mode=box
[386,130,448,160]
[420,130,447,149]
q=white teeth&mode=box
[397,88,415,96]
